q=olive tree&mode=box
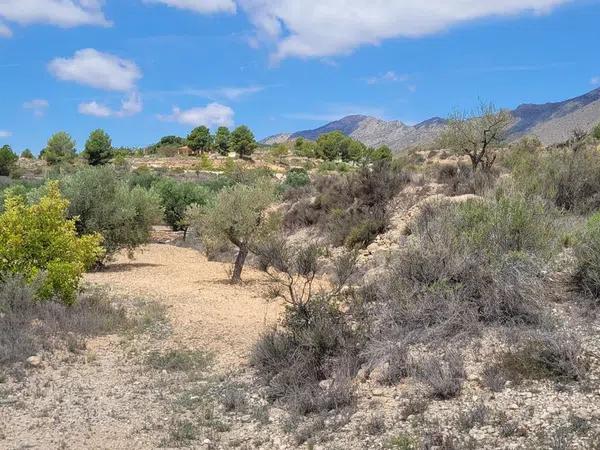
[187,179,278,283]
[62,166,163,259]
[440,103,512,172]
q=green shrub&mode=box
[511,146,600,213]
[62,166,162,258]
[0,182,103,304]
[574,212,600,298]
[20,149,34,159]
[344,218,386,249]
[155,178,212,232]
[453,193,559,259]
[283,168,310,189]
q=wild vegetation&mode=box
[2,119,600,448]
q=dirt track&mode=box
[86,244,280,366]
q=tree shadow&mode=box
[100,263,163,273]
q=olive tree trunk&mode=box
[231,245,248,283]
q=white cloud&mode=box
[48,49,142,92]
[0,130,12,138]
[78,92,143,118]
[78,101,112,117]
[365,71,408,85]
[0,0,110,36]
[591,76,600,86]
[154,85,265,101]
[144,0,236,14]
[158,103,234,127]
[238,0,572,60]
[23,99,49,117]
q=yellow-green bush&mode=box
[0,181,103,304]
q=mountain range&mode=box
[262,87,600,151]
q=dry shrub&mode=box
[0,275,130,365]
[493,331,586,383]
[412,350,466,400]
[437,162,498,196]
[361,194,557,385]
[284,161,409,247]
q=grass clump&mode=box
[0,276,130,365]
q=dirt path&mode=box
[85,244,281,367]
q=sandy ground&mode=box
[86,244,281,367]
[0,244,282,449]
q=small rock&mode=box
[319,379,334,390]
[26,356,42,368]
[372,389,384,396]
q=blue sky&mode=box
[1,0,599,153]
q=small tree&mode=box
[316,131,348,161]
[214,126,231,155]
[293,137,317,158]
[368,145,393,162]
[83,129,113,166]
[230,125,257,158]
[0,181,103,304]
[42,131,77,165]
[21,149,34,159]
[187,126,213,154]
[155,178,212,237]
[0,145,18,176]
[188,179,278,283]
[441,103,512,172]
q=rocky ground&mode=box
[2,197,600,449]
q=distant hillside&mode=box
[261,88,600,151]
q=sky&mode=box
[1,0,600,153]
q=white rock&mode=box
[26,356,42,367]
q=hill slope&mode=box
[262,88,600,151]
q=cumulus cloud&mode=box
[48,49,142,92]
[0,130,12,138]
[78,92,143,118]
[0,0,110,36]
[237,0,572,60]
[158,103,234,127]
[23,99,49,117]
[144,0,236,14]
